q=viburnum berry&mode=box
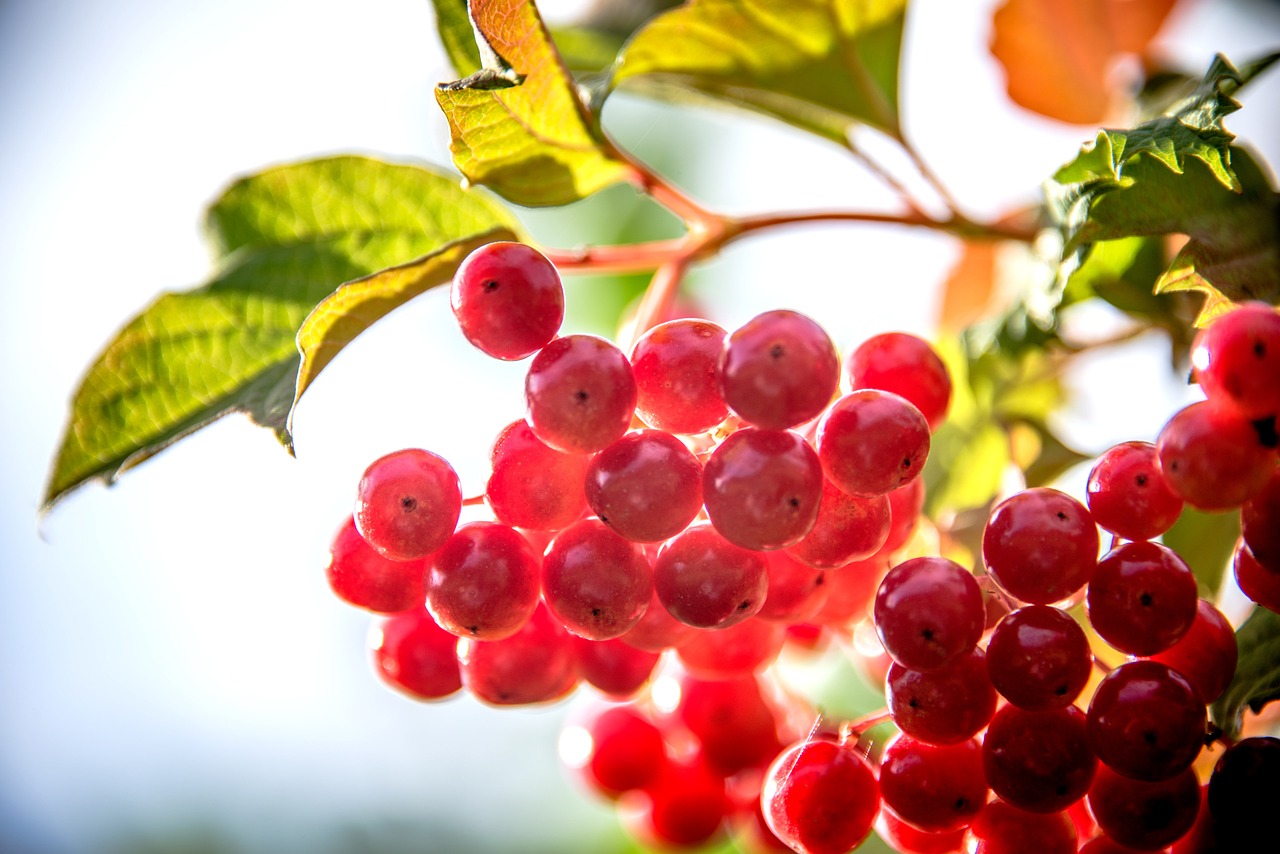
[354,448,462,562]
[812,557,888,627]
[1190,300,1280,420]
[1233,537,1280,612]
[675,617,787,679]
[485,419,590,531]
[584,429,703,543]
[873,555,985,671]
[982,703,1097,814]
[702,427,823,551]
[653,523,768,629]
[1206,736,1280,850]
[617,588,698,652]
[426,521,541,640]
[876,810,967,854]
[541,518,652,640]
[456,603,579,706]
[1086,540,1198,656]
[785,477,890,568]
[558,704,666,799]
[1087,763,1200,851]
[982,487,1099,605]
[880,475,926,555]
[1086,441,1184,541]
[525,333,637,454]
[1242,466,1280,569]
[878,734,987,832]
[886,648,998,745]
[630,318,729,434]
[845,332,953,431]
[719,309,839,430]
[667,674,786,775]
[1156,400,1276,511]
[450,241,564,360]
[965,799,1078,854]
[761,735,880,854]
[1086,660,1207,782]
[757,551,830,623]
[816,389,931,497]
[1149,598,1238,704]
[369,606,462,701]
[571,635,661,699]
[326,515,427,614]
[986,604,1092,710]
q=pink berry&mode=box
[816,390,931,497]
[719,309,839,429]
[630,318,729,433]
[525,334,637,454]
[1191,300,1280,420]
[451,241,564,360]
[845,332,952,431]
[354,448,462,562]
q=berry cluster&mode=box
[323,241,1280,852]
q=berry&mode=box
[874,556,985,671]
[354,448,461,561]
[630,318,729,433]
[878,734,987,832]
[525,334,637,454]
[1156,400,1276,511]
[571,635,661,699]
[669,674,786,775]
[965,800,1078,854]
[982,487,1099,605]
[456,603,579,706]
[325,515,427,614]
[816,389,931,497]
[702,428,823,550]
[1086,441,1184,541]
[1241,466,1280,569]
[1233,538,1280,612]
[1149,598,1238,704]
[1190,300,1280,420]
[784,478,890,568]
[369,607,462,700]
[719,309,839,430]
[986,604,1092,710]
[485,419,590,531]
[450,241,564,360]
[559,704,666,798]
[617,588,698,652]
[757,551,830,623]
[982,703,1097,814]
[426,521,541,640]
[675,617,787,679]
[584,429,703,543]
[622,753,728,848]
[761,736,880,854]
[1086,660,1207,782]
[886,648,998,745]
[1087,763,1200,851]
[541,518,652,640]
[1086,541,1198,656]
[1206,736,1280,849]
[653,523,768,629]
[845,332,952,431]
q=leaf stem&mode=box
[839,708,895,742]
[622,259,690,351]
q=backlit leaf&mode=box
[435,0,632,206]
[612,0,908,144]
[1212,606,1280,740]
[1162,505,1241,597]
[430,0,482,75]
[46,156,517,509]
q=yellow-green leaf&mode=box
[612,0,908,144]
[45,156,518,509]
[435,0,632,207]
[430,0,483,76]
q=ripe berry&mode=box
[675,617,786,679]
[326,515,427,614]
[966,800,1078,854]
[559,704,666,798]
[816,389,931,497]
[982,487,1099,605]
[1087,763,1200,851]
[845,332,952,431]
[1156,400,1276,511]
[982,704,1097,814]
[762,735,880,854]
[784,478,890,568]
[525,334,637,454]
[369,607,462,700]
[653,523,768,629]
[874,556,985,671]
[757,551,830,623]
[571,635,660,699]
[703,428,823,551]
[886,648,998,745]
[668,674,786,775]
[354,448,462,561]
[450,241,564,360]
[719,309,839,429]
[485,419,590,531]
[986,604,1092,710]
[1086,541,1198,656]
[1190,300,1280,420]
[1086,441,1184,541]
[878,734,987,832]
[630,318,729,433]
[1086,660,1206,782]
[541,518,652,640]
[457,603,579,706]
[621,753,728,848]
[1233,538,1280,612]
[617,588,698,652]
[1149,598,1237,703]
[584,429,703,543]
[426,522,541,640]
[1242,466,1280,569]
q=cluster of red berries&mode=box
[322,240,1280,853]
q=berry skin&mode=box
[874,556,985,671]
[816,390,931,497]
[757,551,830,623]
[719,309,840,429]
[965,799,1078,854]
[1233,538,1280,612]
[845,332,952,431]
[982,487,1099,605]
[1086,441,1184,541]
[571,635,660,699]
[559,704,666,799]
[1190,300,1280,420]
[369,607,462,700]
[326,515,427,614]
[986,605,1092,711]
[1086,660,1206,782]
[982,704,1097,814]
[1242,466,1280,569]
[630,318,729,434]
[668,674,786,775]
[878,734,987,832]
[887,648,998,745]
[761,736,880,854]
[456,603,579,706]
[1149,598,1237,704]
[784,478,890,568]
[541,518,652,641]
[426,522,541,641]
[485,419,590,532]
[702,428,823,551]
[354,448,462,562]
[525,334,637,454]
[675,617,787,679]
[621,753,728,848]
[1087,763,1200,851]
[1156,400,1276,511]
[450,241,564,360]
[653,523,768,629]
[1086,541,1198,656]
[584,429,703,543]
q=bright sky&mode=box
[1,0,1277,851]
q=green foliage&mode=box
[1048,53,1280,324]
[1162,505,1241,597]
[45,156,517,508]
[612,0,907,144]
[435,0,633,206]
[432,0,483,75]
[1213,606,1280,740]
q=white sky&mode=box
[1,0,1277,851]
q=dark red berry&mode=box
[879,734,987,832]
[1086,660,1207,782]
[887,648,998,745]
[982,487,1099,605]
[874,556,985,671]
[457,603,579,706]
[584,429,703,543]
[426,522,541,640]
[1086,541,1198,656]
[541,518,652,640]
[986,605,1092,710]
[1087,763,1200,851]
[983,703,1097,814]
[1156,400,1276,511]
[1149,598,1238,704]
[653,523,768,629]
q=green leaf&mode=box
[1162,505,1241,597]
[430,0,482,76]
[1212,606,1280,740]
[612,0,908,144]
[46,156,518,509]
[1047,53,1280,324]
[435,0,632,207]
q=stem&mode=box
[542,238,694,274]
[727,209,1037,244]
[622,259,689,352]
[1093,655,1116,676]
[899,136,965,216]
[462,494,486,507]
[843,138,926,218]
[839,708,895,742]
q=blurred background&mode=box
[2,0,1278,851]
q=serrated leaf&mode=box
[292,227,517,416]
[1212,607,1280,740]
[1162,505,1241,597]
[46,156,518,509]
[430,0,483,76]
[435,0,632,207]
[612,0,907,144]
[990,0,1176,124]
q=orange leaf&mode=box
[938,240,999,332]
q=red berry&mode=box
[354,448,461,561]
[541,518,652,640]
[983,703,1097,814]
[845,332,952,431]
[982,487,1099,605]
[457,603,579,706]
[450,241,564,360]
[1086,661,1207,782]
[369,607,462,700]
[703,428,823,551]
[986,604,1092,710]
[559,704,666,798]
[653,523,768,629]
[816,389,931,497]
[1149,598,1238,704]
[887,648,998,745]
[1242,466,1280,569]
[879,734,987,832]
[1087,763,1200,851]
[719,309,839,430]
[584,429,703,543]
[426,522,541,640]
[966,800,1078,854]
[1086,541,1198,656]
[617,588,698,652]
[1206,736,1280,849]
[1191,300,1280,420]
[668,674,786,775]
[757,551,830,623]
[622,753,729,848]
[485,419,590,531]
[785,477,891,568]
[1086,441,1184,541]
[762,736,880,854]
[1233,538,1280,612]
[874,556,985,671]
[325,515,427,614]
[675,617,787,679]
[525,334,637,454]
[1156,400,1276,511]
[630,318,729,433]
[571,635,661,699]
